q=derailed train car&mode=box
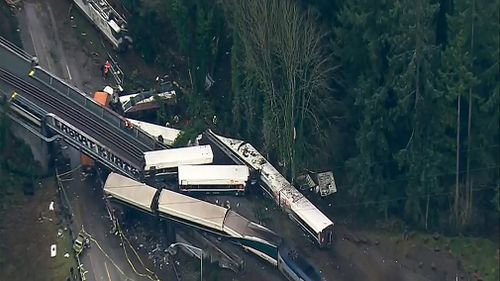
[72,0,132,50]
[177,165,250,194]
[104,172,322,281]
[207,130,334,248]
[142,145,214,176]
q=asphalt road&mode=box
[61,146,157,281]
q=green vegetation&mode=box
[172,119,207,147]
[422,235,498,281]
[330,0,499,232]
[408,233,499,281]
[0,105,75,280]
[0,105,40,202]
[379,229,499,281]
[0,178,77,280]
[120,0,499,234]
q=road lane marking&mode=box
[66,65,72,80]
[87,241,99,281]
[105,261,112,281]
[28,25,38,58]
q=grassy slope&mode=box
[415,233,499,281]
[382,230,499,281]
[0,178,76,280]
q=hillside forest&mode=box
[120,0,498,234]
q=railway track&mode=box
[0,36,31,61]
[0,67,146,167]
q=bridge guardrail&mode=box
[10,94,47,117]
[0,36,31,61]
[32,67,159,150]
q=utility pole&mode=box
[454,88,461,226]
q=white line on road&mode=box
[28,27,37,58]
[105,261,112,281]
[87,240,99,281]
[66,65,72,80]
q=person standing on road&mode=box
[103,60,111,79]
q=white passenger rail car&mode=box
[208,130,334,248]
[103,170,157,211]
[178,165,249,194]
[104,172,320,280]
[128,119,181,147]
[143,145,213,176]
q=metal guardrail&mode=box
[31,66,159,150]
[2,35,162,158]
[107,53,124,85]
[0,36,31,61]
[10,93,48,117]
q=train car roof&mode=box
[103,172,156,212]
[211,130,333,233]
[143,145,213,170]
[208,131,264,170]
[290,197,333,233]
[108,19,121,33]
[128,119,181,146]
[223,210,282,246]
[157,189,228,232]
[177,165,249,186]
[279,243,321,281]
[260,163,334,233]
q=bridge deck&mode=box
[0,37,158,169]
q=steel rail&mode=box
[0,70,144,163]
[0,36,31,61]
[0,68,145,166]
[30,68,154,153]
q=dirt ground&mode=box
[210,191,476,281]
[0,177,76,281]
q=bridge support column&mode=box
[9,119,50,175]
[163,219,176,245]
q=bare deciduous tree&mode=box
[222,0,336,178]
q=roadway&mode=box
[58,146,164,281]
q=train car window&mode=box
[320,225,334,247]
[292,214,318,242]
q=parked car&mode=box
[73,229,90,256]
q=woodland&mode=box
[120,0,499,234]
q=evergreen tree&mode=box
[334,0,399,218]
[442,0,500,228]
[387,0,446,227]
